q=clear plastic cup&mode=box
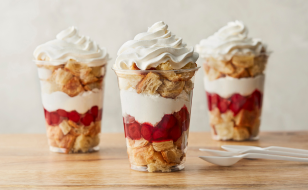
[35,60,106,153]
[113,67,199,172]
[202,53,269,141]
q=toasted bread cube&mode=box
[232,55,254,68]
[64,59,89,76]
[233,127,250,141]
[209,107,223,125]
[234,109,258,127]
[206,66,222,81]
[215,121,234,140]
[136,72,162,94]
[184,80,194,94]
[91,66,104,77]
[80,68,98,85]
[54,68,73,86]
[73,134,98,153]
[131,144,154,166]
[84,80,102,91]
[62,77,84,97]
[156,62,173,70]
[250,118,261,137]
[152,140,174,152]
[147,152,176,172]
[161,147,183,164]
[157,79,185,99]
[228,66,250,78]
[59,120,71,135]
[133,138,149,148]
[207,57,234,74]
[221,110,234,122]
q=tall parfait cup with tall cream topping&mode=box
[196,21,269,141]
[113,21,199,172]
[34,27,109,153]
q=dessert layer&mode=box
[115,21,198,70]
[34,26,109,66]
[42,89,103,113]
[204,74,265,98]
[120,88,191,125]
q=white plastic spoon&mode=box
[199,148,308,158]
[222,145,308,155]
[199,153,308,166]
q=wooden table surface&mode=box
[0,132,308,189]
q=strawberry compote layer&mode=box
[123,105,190,143]
[44,106,103,126]
[206,89,262,116]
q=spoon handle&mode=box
[249,149,308,158]
[244,153,308,163]
[266,146,308,155]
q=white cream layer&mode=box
[120,88,191,125]
[41,89,103,113]
[204,74,265,98]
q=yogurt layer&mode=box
[42,89,103,113]
[120,88,191,125]
[204,74,265,98]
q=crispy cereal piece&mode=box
[64,59,89,77]
[136,72,162,94]
[206,66,222,81]
[53,68,73,86]
[233,127,250,141]
[207,57,234,74]
[250,118,260,138]
[59,120,71,135]
[152,140,174,152]
[131,144,154,166]
[62,77,84,97]
[161,147,183,164]
[156,62,173,70]
[157,79,185,99]
[209,107,223,125]
[215,121,234,140]
[234,109,258,127]
[232,55,254,68]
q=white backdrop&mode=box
[1,0,308,133]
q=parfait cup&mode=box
[113,67,199,172]
[203,53,269,141]
[35,60,106,153]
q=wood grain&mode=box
[0,132,308,189]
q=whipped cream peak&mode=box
[115,21,198,70]
[34,26,109,66]
[196,20,266,61]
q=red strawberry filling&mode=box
[43,106,103,126]
[127,121,141,140]
[206,90,263,116]
[141,123,153,141]
[122,105,190,143]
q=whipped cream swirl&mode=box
[115,21,199,70]
[34,26,109,66]
[196,21,266,61]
